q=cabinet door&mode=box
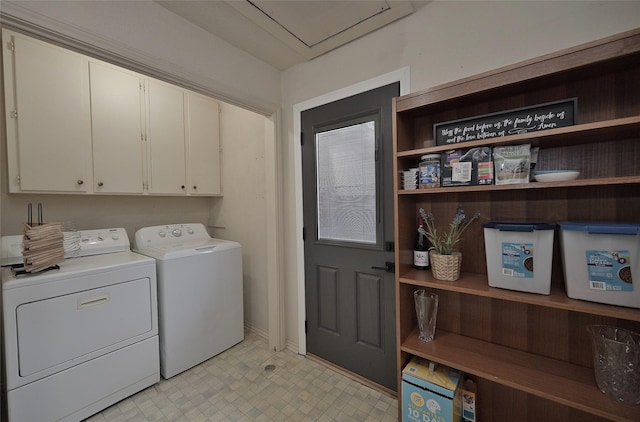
[186,93,221,195]
[89,62,145,194]
[147,79,186,195]
[3,31,92,193]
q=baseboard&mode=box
[244,322,299,354]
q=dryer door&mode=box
[16,277,153,377]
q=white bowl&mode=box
[534,170,580,182]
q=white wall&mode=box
[209,103,269,336]
[0,194,212,239]
[280,1,640,349]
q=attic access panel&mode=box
[228,0,414,59]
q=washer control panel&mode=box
[135,224,211,250]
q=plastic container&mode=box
[418,154,441,188]
[483,222,556,295]
[559,222,640,308]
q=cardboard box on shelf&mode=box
[402,357,462,422]
[461,379,477,422]
[441,147,493,187]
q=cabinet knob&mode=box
[77,180,84,185]
[181,185,185,189]
[98,182,104,187]
[193,185,197,190]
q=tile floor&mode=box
[85,331,398,421]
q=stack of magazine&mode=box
[22,204,65,272]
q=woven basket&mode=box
[430,251,462,281]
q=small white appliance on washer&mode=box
[1,228,159,422]
[134,223,244,379]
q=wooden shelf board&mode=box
[402,329,640,421]
[396,116,640,157]
[398,270,640,321]
[397,175,640,195]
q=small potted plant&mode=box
[419,206,480,281]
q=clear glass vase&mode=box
[414,289,438,342]
[587,325,640,405]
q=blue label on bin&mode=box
[501,242,534,278]
[586,250,633,292]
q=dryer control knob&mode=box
[158,231,166,238]
[187,228,194,235]
[172,228,182,237]
[112,234,119,240]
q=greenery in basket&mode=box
[419,206,481,255]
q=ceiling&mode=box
[155,0,417,70]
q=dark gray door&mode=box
[302,82,398,391]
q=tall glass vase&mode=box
[414,289,439,342]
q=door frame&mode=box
[293,67,410,355]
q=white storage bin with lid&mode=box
[483,222,556,295]
[559,222,640,308]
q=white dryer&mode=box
[1,228,159,422]
[134,223,244,379]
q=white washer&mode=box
[1,228,159,422]
[134,223,244,379]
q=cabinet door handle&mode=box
[77,180,84,185]
[98,182,104,187]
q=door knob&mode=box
[371,262,395,272]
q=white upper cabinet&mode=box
[146,82,221,196]
[186,92,221,195]
[2,30,222,196]
[3,29,92,193]
[146,79,187,195]
[89,62,145,194]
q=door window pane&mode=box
[316,121,376,244]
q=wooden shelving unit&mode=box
[393,29,640,421]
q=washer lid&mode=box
[134,237,241,260]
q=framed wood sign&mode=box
[434,98,577,145]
